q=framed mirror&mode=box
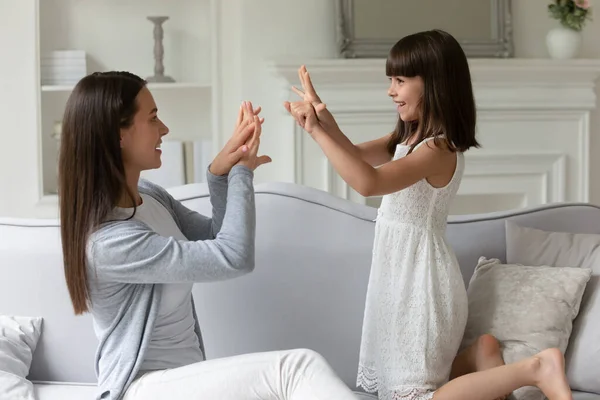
[336,0,513,58]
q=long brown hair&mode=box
[386,29,480,155]
[58,71,146,314]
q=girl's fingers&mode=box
[315,103,327,113]
[303,67,318,97]
[291,86,305,99]
[298,65,307,92]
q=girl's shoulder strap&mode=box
[413,135,444,151]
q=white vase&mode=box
[546,26,582,59]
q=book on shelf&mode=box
[41,50,87,86]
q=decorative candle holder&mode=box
[146,16,175,83]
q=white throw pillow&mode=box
[505,221,600,394]
[0,315,43,400]
[461,257,591,400]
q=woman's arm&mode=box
[90,116,269,285]
[89,166,256,284]
[162,101,263,241]
[165,168,229,241]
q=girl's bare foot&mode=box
[531,348,572,400]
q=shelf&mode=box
[35,0,216,202]
[41,82,211,92]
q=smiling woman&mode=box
[56,71,359,400]
[118,87,170,200]
[119,86,170,197]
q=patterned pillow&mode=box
[461,257,591,400]
[505,221,600,394]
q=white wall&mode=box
[0,0,44,217]
[2,0,600,217]
[215,0,338,185]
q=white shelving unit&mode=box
[36,0,219,198]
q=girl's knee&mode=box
[476,334,500,355]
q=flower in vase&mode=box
[548,0,592,31]
[576,0,591,9]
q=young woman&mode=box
[59,71,358,400]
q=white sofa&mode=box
[1,182,599,400]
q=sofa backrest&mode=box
[1,182,600,387]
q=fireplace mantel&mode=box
[268,58,600,111]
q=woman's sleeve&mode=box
[89,166,256,283]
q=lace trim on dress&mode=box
[357,364,379,393]
[389,387,435,400]
[357,365,435,400]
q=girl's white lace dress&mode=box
[357,138,469,400]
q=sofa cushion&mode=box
[506,221,600,394]
[573,392,600,400]
[461,257,591,400]
[0,220,97,383]
[33,382,97,400]
[0,315,43,400]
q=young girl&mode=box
[285,29,572,400]
[59,71,359,400]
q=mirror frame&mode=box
[335,0,514,58]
